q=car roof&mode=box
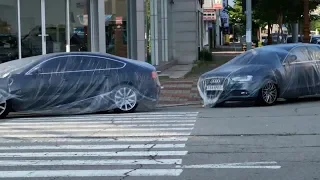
[257,43,319,52]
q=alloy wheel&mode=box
[0,102,6,116]
[262,82,277,104]
[114,87,137,111]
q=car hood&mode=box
[200,64,270,78]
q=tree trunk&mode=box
[303,0,310,43]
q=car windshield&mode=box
[226,48,286,66]
[0,55,42,77]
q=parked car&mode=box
[198,43,320,107]
[0,52,161,118]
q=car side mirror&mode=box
[284,55,297,65]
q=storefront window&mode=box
[0,0,19,63]
[45,0,66,53]
[20,0,42,57]
[105,0,127,57]
[70,0,91,52]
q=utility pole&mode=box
[245,0,252,50]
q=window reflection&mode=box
[20,0,42,57]
[70,0,90,52]
[0,0,19,63]
[105,0,127,57]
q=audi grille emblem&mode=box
[209,79,220,84]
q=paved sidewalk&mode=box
[158,78,202,106]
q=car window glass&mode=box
[40,57,68,73]
[290,47,310,63]
[307,46,320,61]
[76,56,108,70]
[75,56,124,70]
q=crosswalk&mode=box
[0,111,198,179]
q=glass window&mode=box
[70,0,91,52]
[20,0,42,58]
[291,47,310,62]
[307,46,320,60]
[105,0,128,57]
[45,0,66,54]
[39,57,68,73]
[0,0,19,63]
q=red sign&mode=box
[213,0,223,9]
[116,16,123,25]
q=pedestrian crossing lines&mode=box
[0,111,198,178]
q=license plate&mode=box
[206,85,223,91]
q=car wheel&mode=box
[256,81,278,106]
[0,100,10,119]
[113,85,138,113]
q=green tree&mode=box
[311,20,320,31]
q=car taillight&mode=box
[151,71,158,79]
[151,71,161,86]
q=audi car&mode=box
[0,52,161,118]
[198,43,320,107]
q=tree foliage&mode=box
[228,0,319,26]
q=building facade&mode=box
[0,0,203,66]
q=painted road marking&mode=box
[0,112,198,178]
[0,159,182,166]
[178,162,281,169]
[0,123,195,128]
[0,151,188,157]
[0,169,184,178]
[0,144,185,150]
[3,120,196,124]
[0,127,193,133]
[0,132,192,138]
[0,137,189,143]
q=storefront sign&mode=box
[116,17,123,25]
[213,0,223,9]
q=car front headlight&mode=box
[231,75,253,82]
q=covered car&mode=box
[0,52,161,118]
[198,43,320,107]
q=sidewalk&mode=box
[157,50,243,107]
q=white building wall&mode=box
[171,0,201,64]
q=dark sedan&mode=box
[0,52,161,118]
[198,43,320,107]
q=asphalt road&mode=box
[0,98,319,180]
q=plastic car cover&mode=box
[0,52,160,116]
[197,44,320,107]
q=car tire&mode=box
[112,85,138,113]
[256,80,278,106]
[0,100,10,119]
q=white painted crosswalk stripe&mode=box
[0,144,186,150]
[0,111,198,178]
[0,159,183,166]
[0,137,189,143]
[0,169,184,178]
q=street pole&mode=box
[245,0,252,50]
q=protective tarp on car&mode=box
[0,52,160,117]
[197,44,320,107]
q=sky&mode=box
[229,0,234,7]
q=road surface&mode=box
[0,98,319,179]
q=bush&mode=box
[199,49,213,62]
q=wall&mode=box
[171,0,198,64]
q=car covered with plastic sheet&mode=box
[0,52,161,118]
[198,43,320,107]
